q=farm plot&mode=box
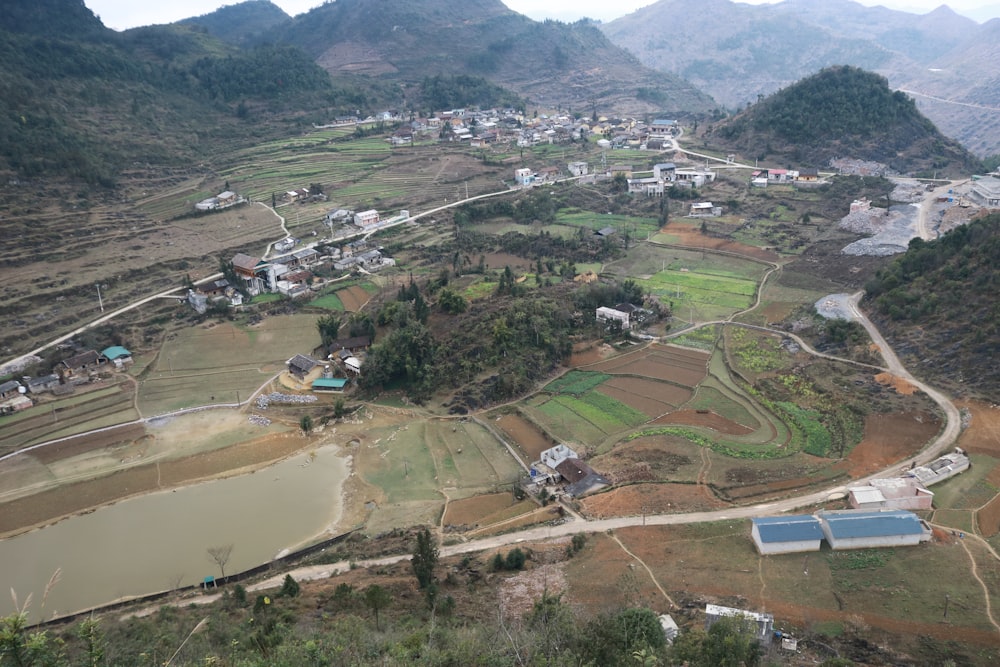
[442,492,528,528]
[530,393,647,446]
[336,284,373,312]
[596,376,690,418]
[591,345,709,388]
[554,210,660,239]
[493,412,555,462]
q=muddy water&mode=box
[0,445,348,618]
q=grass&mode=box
[307,294,345,310]
[670,325,718,351]
[930,454,999,510]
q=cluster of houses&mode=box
[188,241,394,312]
[0,346,133,414]
[751,448,970,555]
[281,335,373,391]
[355,106,684,153]
[194,190,244,212]
[527,443,611,498]
[749,167,822,188]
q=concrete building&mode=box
[907,449,970,487]
[751,515,824,554]
[969,175,1000,208]
[818,510,932,550]
[353,209,380,228]
[848,477,934,511]
[596,306,631,330]
[567,161,589,176]
[514,168,534,185]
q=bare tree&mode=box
[207,544,233,580]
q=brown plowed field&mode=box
[832,411,941,477]
[494,413,553,461]
[958,400,1000,456]
[597,377,691,417]
[26,423,147,465]
[336,285,371,312]
[567,342,613,367]
[652,409,754,435]
[976,495,1000,537]
[442,492,519,527]
[592,347,709,387]
[659,222,780,263]
[579,483,726,518]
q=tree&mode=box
[207,544,233,580]
[411,528,438,589]
[279,574,300,598]
[363,585,392,630]
[671,615,761,667]
[316,314,342,347]
[300,415,313,434]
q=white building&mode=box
[354,209,380,228]
[907,449,970,487]
[540,444,578,469]
[848,477,934,511]
[818,510,932,550]
[751,515,824,555]
[596,306,631,330]
[690,202,720,217]
[568,161,589,176]
[969,175,1000,208]
[514,168,534,185]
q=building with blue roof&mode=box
[312,377,348,393]
[751,515,824,554]
[818,510,931,550]
[100,346,132,370]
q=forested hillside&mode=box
[865,214,1000,399]
[714,66,981,176]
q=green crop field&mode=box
[544,370,611,395]
[307,294,345,310]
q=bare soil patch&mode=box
[652,409,754,435]
[336,285,371,312]
[958,400,1000,457]
[26,423,147,465]
[482,252,532,271]
[976,494,1000,537]
[833,411,941,477]
[592,345,709,387]
[874,372,918,395]
[597,376,688,416]
[442,492,518,527]
[495,412,554,461]
[567,341,613,367]
[579,483,726,518]
[660,222,781,262]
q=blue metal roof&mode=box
[752,515,824,543]
[312,378,347,389]
[821,510,924,538]
[101,346,131,360]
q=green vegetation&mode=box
[717,65,981,176]
[865,215,1000,398]
[543,370,611,395]
[417,74,525,112]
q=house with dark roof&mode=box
[59,350,105,380]
[818,510,931,550]
[286,354,318,380]
[554,458,610,497]
[231,253,267,295]
[23,374,60,394]
[751,515,824,554]
[0,380,22,400]
[327,336,372,358]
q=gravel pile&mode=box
[255,392,318,409]
[249,414,271,427]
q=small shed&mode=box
[101,346,133,370]
[751,515,824,554]
[849,478,933,511]
[818,510,932,550]
[312,377,348,393]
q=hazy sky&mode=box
[85,0,1000,31]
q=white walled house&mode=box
[596,306,631,330]
[818,510,931,550]
[354,209,380,228]
[751,515,824,554]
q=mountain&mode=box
[180,0,292,47]
[0,0,354,184]
[274,0,717,117]
[714,66,981,177]
[864,213,1000,401]
[601,0,1000,157]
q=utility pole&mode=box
[96,284,105,313]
